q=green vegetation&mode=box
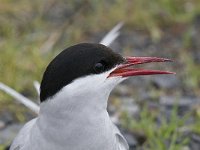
[0,145,6,150]
[121,105,194,150]
[0,0,200,149]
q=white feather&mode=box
[100,22,124,46]
[33,80,40,96]
[0,82,39,114]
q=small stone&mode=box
[150,75,180,89]
[0,120,5,130]
[191,133,200,143]
[181,146,190,150]
[122,132,138,149]
[160,96,199,117]
[113,85,132,97]
[189,133,200,150]
[120,97,139,116]
[160,96,196,106]
[0,111,14,125]
[0,124,23,144]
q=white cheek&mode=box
[42,68,123,102]
[105,77,124,89]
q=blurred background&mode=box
[0,0,200,150]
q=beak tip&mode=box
[165,71,176,75]
[162,58,173,62]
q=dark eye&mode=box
[94,62,105,73]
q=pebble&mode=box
[160,96,198,106]
[150,75,180,89]
[0,120,5,130]
[113,85,132,97]
[0,124,23,145]
[0,111,14,126]
[120,97,139,116]
[160,96,199,117]
[189,133,200,150]
[123,133,138,150]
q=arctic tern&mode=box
[10,43,174,150]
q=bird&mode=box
[0,22,124,114]
[9,43,174,150]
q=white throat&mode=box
[32,70,124,150]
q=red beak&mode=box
[108,57,175,78]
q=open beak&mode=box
[108,57,175,78]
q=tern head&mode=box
[40,43,174,110]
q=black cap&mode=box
[40,43,125,102]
